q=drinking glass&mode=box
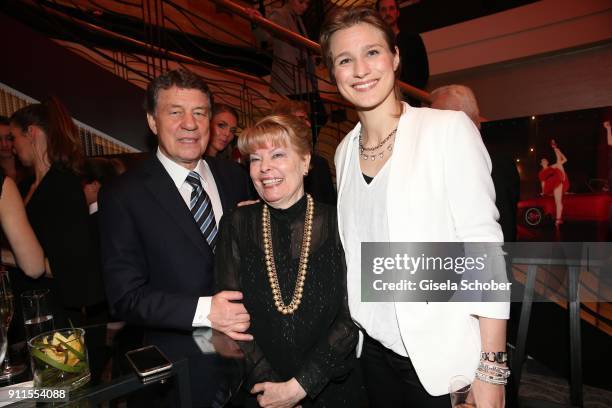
[449,375,476,407]
[0,271,26,379]
[0,327,7,365]
[21,289,54,340]
[28,328,90,390]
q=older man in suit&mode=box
[99,69,252,405]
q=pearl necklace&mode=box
[359,127,397,161]
[262,194,314,315]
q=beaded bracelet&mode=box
[478,362,511,379]
[475,370,508,385]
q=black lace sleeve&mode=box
[214,209,282,389]
[294,237,358,398]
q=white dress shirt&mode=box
[156,149,223,327]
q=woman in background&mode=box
[10,98,106,325]
[205,103,239,159]
[539,139,569,226]
[0,174,45,278]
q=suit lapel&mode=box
[143,156,212,257]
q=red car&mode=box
[518,192,611,227]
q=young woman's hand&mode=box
[472,378,505,408]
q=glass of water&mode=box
[0,270,26,379]
[21,289,54,340]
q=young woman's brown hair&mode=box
[10,97,84,174]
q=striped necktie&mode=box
[186,171,218,252]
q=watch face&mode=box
[482,351,508,363]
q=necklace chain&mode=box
[262,194,314,315]
[359,127,397,161]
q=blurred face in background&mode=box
[9,124,35,166]
[208,111,238,156]
[378,0,400,28]
[0,124,13,159]
[289,0,310,16]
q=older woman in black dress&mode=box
[214,114,357,408]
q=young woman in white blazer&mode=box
[320,7,509,407]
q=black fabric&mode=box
[26,165,105,314]
[397,31,429,91]
[214,195,359,407]
[305,154,336,206]
[99,154,252,407]
[362,173,374,184]
[489,151,520,242]
[100,154,252,331]
[361,334,449,408]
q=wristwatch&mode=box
[481,351,508,364]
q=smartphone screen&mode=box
[126,346,172,376]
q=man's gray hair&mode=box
[430,85,480,128]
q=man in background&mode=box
[377,0,429,104]
[430,85,520,242]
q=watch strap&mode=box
[481,351,508,364]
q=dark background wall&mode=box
[399,0,538,33]
[0,12,150,151]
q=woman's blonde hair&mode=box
[238,114,311,158]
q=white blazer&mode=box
[335,104,510,396]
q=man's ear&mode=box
[146,113,158,135]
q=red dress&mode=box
[539,167,570,195]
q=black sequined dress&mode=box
[214,195,359,407]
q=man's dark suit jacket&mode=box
[98,154,251,405]
[99,154,251,329]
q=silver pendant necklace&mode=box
[359,127,397,161]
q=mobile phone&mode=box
[126,345,173,377]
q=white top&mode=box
[335,104,509,396]
[339,140,407,357]
[156,148,222,327]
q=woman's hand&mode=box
[471,378,505,408]
[251,378,306,408]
